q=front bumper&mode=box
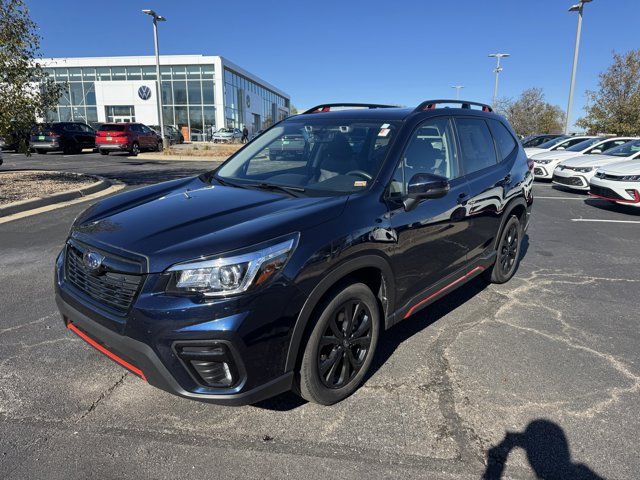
[54,249,304,405]
[589,178,640,207]
[552,169,590,190]
[533,164,554,179]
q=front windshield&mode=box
[603,139,640,157]
[216,118,399,194]
[536,135,569,149]
[566,137,604,152]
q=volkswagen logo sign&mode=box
[138,85,152,100]
[246,94,251,108]
[82,251,104,272]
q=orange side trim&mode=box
[67,322,147,381]
[404,266,485,319]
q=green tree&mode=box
[496,88,565,137]
[577,50,640,135]
[0,0,62,153]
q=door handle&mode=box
[457,193,469,205]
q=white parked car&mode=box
[590,159,640,207]
[552,138,640,191]
[212,128,242,143]
[524,135,592,158]
[531,137,633,180]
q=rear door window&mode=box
[455,118,498,174]
[488,119,517,161]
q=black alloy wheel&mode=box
[486,215,523,284]
[298,282,380,405]
[317,299,372,389]
[130,142,140,156]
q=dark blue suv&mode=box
[55,100,533,405]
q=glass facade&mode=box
[224,68,289,131]
[42,64,217,137]
[41,59,290,140]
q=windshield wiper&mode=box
[248,182,306,197]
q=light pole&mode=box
[565,0,592,134]
[451,85,464,100]
[142,9,169,149]
[488,53,510,108]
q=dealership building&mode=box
[40,55,291,140]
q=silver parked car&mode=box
[212,128,242,143]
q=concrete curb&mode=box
[0,171,112,218]
[129,153,227,162]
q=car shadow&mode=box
[584,198,640,216]
[256,233,530,412]
[551,185,588,195]
[482,419,605,479]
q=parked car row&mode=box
[527,135,640,208]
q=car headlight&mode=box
[536,159,553,165]
[621,174,640,181]
[574,166,595,173]
[167,235,298,297]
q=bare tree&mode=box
[0,0,62,153]
[496,88,565,137]
[577,50,640,136]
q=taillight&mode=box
[49,131,60,138]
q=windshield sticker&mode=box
[378,128,390,137]
[354,180,367,187]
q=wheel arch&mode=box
[494,196,528,250]
[284,254,395,372]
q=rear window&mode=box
[99,124,126,132]
[32,124,54,134]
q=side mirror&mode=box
[591,148,602,154]
[403,173,450,211]
[556,146,566,150]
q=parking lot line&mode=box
[536,196,588,200]
[571,218,640,224]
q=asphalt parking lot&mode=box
[1,152,639,479]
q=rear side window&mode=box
[455,118,498,174]
[488,119,517,161]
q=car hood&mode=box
[599,159,640,175]
[524,147,547,157]
[532,150,584,161]
[71,176,347,273]
[560,154,625,168]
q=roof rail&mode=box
[414,99,493,113]
[302,103,397,114]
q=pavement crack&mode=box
[79,372,128,420]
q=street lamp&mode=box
[565,0,592,134]
[451,85,464,100]
[142,9,169,149]
[488,53,510,108]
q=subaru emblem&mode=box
[83,251,104,271]
[138,85,152,100]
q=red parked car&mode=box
[96,123,163,156]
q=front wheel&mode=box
[156,140,163,152]
[298,283,380,405]
[486,215,523,284]
[130,142,140,156]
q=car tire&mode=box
[297,282,380,405]
[35,149,47,155]
[130,142,140,156]
[99,149,109,156]
[485,215,523,284]
[156,140,163,152]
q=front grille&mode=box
[534,167,544,176]
[553,174,583,186]
[590,184,625,200]
[65,244,142,314]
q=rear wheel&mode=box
[35,149,47,155]
[99,149,109,156]
[298,283,380,405]
[486,215,522,284]
[130,142,140,156]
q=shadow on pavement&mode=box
[482,419,605,480]
[584,198,640,216]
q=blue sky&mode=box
[29,0,639,122]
